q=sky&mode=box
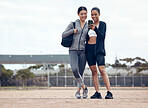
[0,0,148,65]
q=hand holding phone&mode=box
[88,20,93,26]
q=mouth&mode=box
[81,17,87,20]
[92,18,97,21]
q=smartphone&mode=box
[88,20,93,25]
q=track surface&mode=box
[0,87,148,108]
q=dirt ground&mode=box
[0,87,148,108]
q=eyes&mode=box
[91,13,98,17]
[78,10,87,16]
[80,13,87,16]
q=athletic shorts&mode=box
[85,44,105,66]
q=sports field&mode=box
[0,87,148,108]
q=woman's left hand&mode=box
[89,24,95,30]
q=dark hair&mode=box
[77,6,87,14]
[91,7,100,14]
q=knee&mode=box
[72,67,77,73]
[91,69,98,76]
[71,68,78,76]
[99,67,106,76]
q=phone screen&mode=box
[88,20,93,25]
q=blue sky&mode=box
[0,0,148,65]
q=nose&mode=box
[82,14,86,17]
[92,15,95,18]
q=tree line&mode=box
[0,56,148,87]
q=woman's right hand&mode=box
[89,24,95,30]
[73,29,78,34]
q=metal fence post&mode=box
[64,64,67,87]
[115,69,117,87]
[115,75,117,87]
[141,73,142,86]
[56,72,58,86]
[124,72,126,86]
[0,64,1,76]
[47,69,50,87]
[0,64,1,87]
[132,71,134,87]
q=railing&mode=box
[1,66,148,87]
[22,75,148,87]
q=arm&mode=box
[62,22,74,38]
[94,22,106,40]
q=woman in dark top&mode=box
[85,7,113,99]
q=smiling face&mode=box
[78,10,87,22]
[91,10,100,23]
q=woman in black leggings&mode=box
[62,6,88,99]
[86,7,113,99]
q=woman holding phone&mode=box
[62,6,88,99]
[85,7,113,99]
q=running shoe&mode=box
[82,87,88,99]
[90,92,102,99]
[75,91,81,99]
[105,91,113,99]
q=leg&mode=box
[78,50,86,81]
[96,54,111,91]
[89,65,99,92]
[89,65,102,99]
[77,51,88,99]
[86,44,99,91]
[97,55,113,99]
[99,66,113,99]
[86,44,102,99]
[98,66,110,91]
[77,50,87,90]
[69,51,85,99]
[77,50,86,91]
[69,51,84,89]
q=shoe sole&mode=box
[90,97,102,99]
[105,97,113,99]
[83,96,88,99]
[76,97,81,99]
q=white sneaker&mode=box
[75,91,81,99]
[83,87,88,99]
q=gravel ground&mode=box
[0,87,148,108]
